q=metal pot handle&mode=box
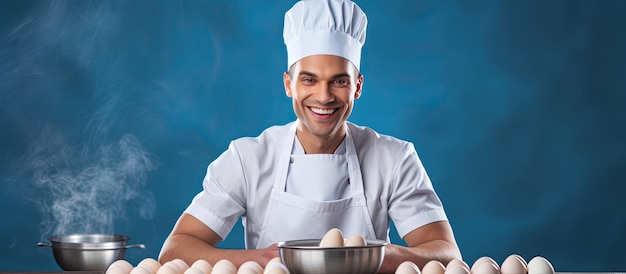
[125,244,146,249]
[37,242,51,247]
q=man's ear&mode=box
[283,72,293,97]
[355,74,364,99]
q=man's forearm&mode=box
[158,234,279,269]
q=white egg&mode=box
[138,258,162,273]
[157,263,181,274]
[344,234,366,247]
[131,266,155,274]
[263,262,289,274]
[422,260,446,274]
[471,256,499,272]
[108,260,134,274]
[171,259,190,273]
[319,228,344,247]
[238,261,263,274]
[501,254,528,274]
[445,263,470,274]
[447,259,470,271]
[107,265,132,274]
[212,259,237,274]
[395,261,421,274]
[471,261,499,274]
[527,256,554,274]
[191,259,213,274]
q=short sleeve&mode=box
[184,141,247,240]
[388,142,448,238]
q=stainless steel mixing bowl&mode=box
[278,239,386,274]
[37,233,145,271]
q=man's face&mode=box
[283,54,363,142]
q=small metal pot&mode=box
[37,233,145,271]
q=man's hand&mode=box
[257,243,280,266]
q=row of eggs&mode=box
[396,254,555,274]
[105,254,553,274]
[106,257,289,274]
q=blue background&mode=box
[1,0,625,271]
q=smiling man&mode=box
[159,0,461,272]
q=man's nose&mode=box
[314,83,334,103]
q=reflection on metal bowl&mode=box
[37,233,145,271]
[278,239,386,274]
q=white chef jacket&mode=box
[185,121,448,248]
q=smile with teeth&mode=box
[309,107,337,115]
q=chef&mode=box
[159,0,462,272]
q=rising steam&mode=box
[25,126,157,237]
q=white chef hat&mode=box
[283,0,367,70]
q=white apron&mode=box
[255,124,377,248]
[284,139,351,201]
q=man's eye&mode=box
[302,78,315,83]
[333,79,349,87]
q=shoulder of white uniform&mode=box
[347,122,411,150]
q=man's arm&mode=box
[158,213,279,268]
[377,221,462,273]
